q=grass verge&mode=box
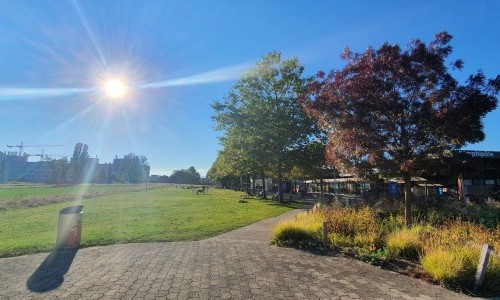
[0,186,294,257]
[0,183,169,209]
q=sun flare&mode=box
[102,78,128,99]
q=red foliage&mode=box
[301,32,499,179]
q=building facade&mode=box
[304,150,500,201]
[0,152,150,184]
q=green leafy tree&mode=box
[168,166,201,184]
[70,142,89,183]
[48,157,69,184]
[302,32,499,226]
[0,158,6,183]
[118,153,149,183]
[154,175,169,183]
[207,151,236,188]
[209,125,269,193]
[288,140,337,195]
[213,51,315,201]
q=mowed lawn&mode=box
[0,183,169,209]
[0,186,297,257]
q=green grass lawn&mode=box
[0,186,298,257]
[0,183,168,209]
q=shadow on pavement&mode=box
[27,248,78,293]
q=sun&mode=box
[102,78,129,99]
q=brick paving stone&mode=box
[0,209,474,299]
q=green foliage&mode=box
[168,166,201,184]
[453,203,500,228]
[212,51,318,200]
[116,153,149,183]
[328,232,354,248]
[414,201,500,229]
[358,247,390,265]
[287,140,336,182]
[48,157,69,184]
[70,142,89,183]
[377,213,405,238]
[0,186,293,257]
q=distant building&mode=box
[0,151,150,184]
[303,150,500,201]
[452,150,500,200]
[0,152,46,182]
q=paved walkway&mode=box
[0,209,472,299]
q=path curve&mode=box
[0,209,471,299]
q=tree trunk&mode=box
[262,171,267,199]
[278,162,284,202]
[320,178,324,196]
[457,174,465,203]
[252,175,256,195]
[246,174,250,194]
[404,175,412,228]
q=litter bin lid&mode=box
[59,205,83,214]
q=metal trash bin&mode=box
[56,205,83,249]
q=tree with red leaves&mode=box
[301,32,500,226]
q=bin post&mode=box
[322,221,328,248]
[56,205,83,249]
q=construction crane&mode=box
[28,149,62,161]
[6,142,64,156]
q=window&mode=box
[472,179,483,186]
[485,179,495,185]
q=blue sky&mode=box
[0,1,499,176]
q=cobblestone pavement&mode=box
[0,209,472,299]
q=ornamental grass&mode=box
[271,204,500,295]
[271,212,323,249]
[386,226,426,260]
[421,246,500,294]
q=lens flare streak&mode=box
[0,87,94,101]
[139,63,250,89]
[0,62,250,102]
[71,0,109,71]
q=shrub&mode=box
[358,247,390,265]
[386,226,424,260]
[323,207,378,239]
[421,249,464,283]
[328,230,378,249]
[271,213,323,249]
[353,232,378,248]
[422,220,500,253]
[378,214,404,239]
[318,206,382,249]
[329,232,354,248]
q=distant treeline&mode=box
[150,166,201,185]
